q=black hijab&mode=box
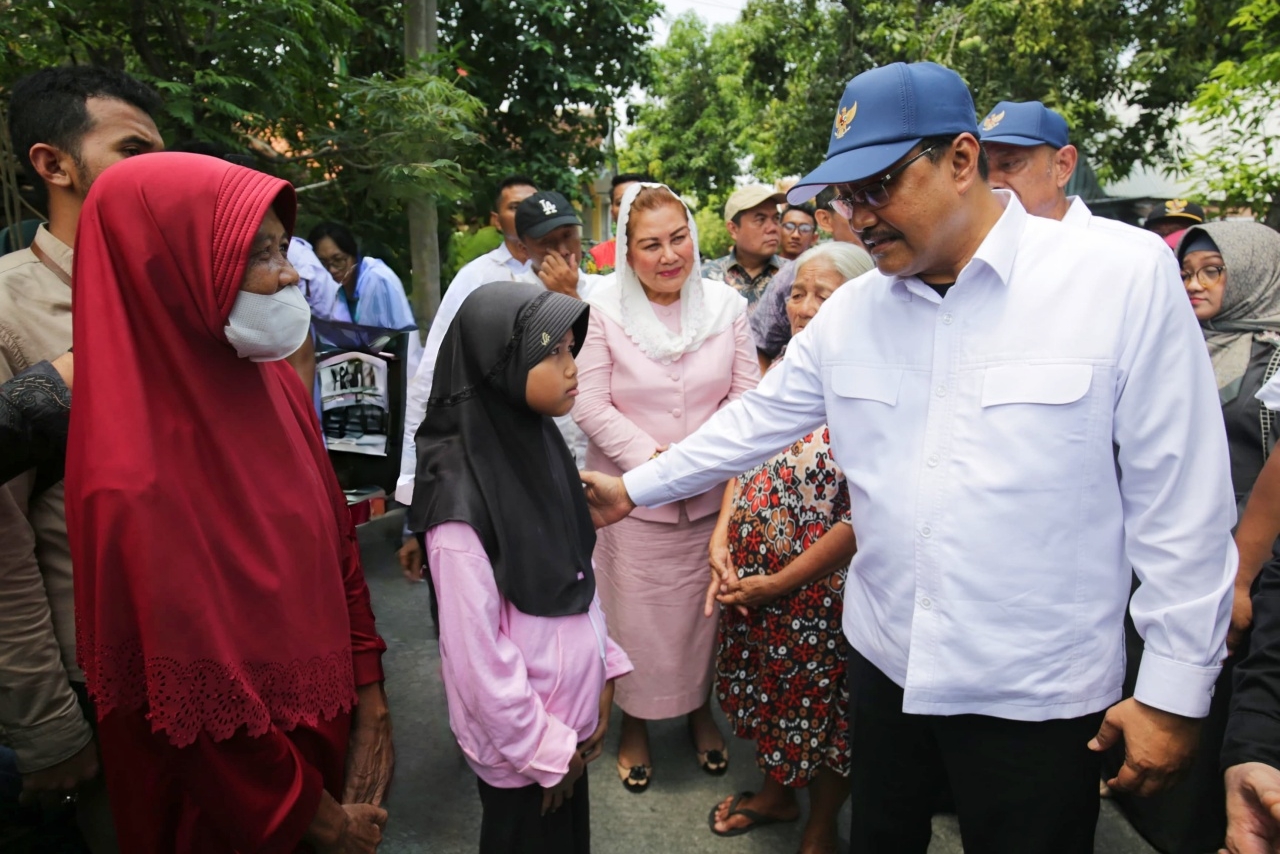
[409,282,596,617]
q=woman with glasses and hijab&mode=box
[67,153,392,854]
[1105,220,1280,854]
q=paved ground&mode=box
[359,512,1160,854]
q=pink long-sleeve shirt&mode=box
[572,301,760,523]
[426,521,633,789]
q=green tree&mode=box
[1188,0,1280,225]
[624,0,1241,195]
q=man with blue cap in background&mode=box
[981,100,1166,249]
[580,60,1235,853]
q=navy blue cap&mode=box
[787,62,979,204]
[978,101,1070,148]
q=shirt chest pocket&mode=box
[980,364,1093,408]
[830,366,904,405]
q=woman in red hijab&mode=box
[65,152,392,853]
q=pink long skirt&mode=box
[594,509,719,719]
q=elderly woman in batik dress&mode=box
[703,242,872,854]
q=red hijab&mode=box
[67,153,357,747]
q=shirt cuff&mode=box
[518,714,579,789]
[1221,709,1280,772]
[622,460,670,509]
[9,709,94,774]
[351,649,385,688]
[1133,650,1221,718]
[393,474,414,507]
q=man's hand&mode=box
[537,253,580,299]
[312,801,388,854]
[579,471,635,529]
[342,683,394,807]
[541,752,586,815]
[396,536,424,583]
[20,737,99,803]
[1088,697,1201,796]
[578,680,615,764]
[1229,584,1255,656]
[1221,762,1280,854]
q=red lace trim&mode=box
[78,631,357,747]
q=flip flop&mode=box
[707,791,799,837]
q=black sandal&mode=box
[616,761,652,793]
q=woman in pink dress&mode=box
[574,183,760,792]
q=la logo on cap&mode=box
[982,110,1005,131]
[540,199,558,215]
[833,102,858,139]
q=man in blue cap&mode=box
[580,60,1234,853]
[981,100,1166,249]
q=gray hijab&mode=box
[1178,221,1280,404]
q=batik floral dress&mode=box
[715,426,853,786]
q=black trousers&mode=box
[476,771,590,854]
[847,649,1104,854]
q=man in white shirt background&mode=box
[980,100,1168,250]
[583,61,1235,853]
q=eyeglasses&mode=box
[831,144,941,218]
[1180,264,1226,287]
[782,222,815,235]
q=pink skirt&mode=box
[594,509,718,719]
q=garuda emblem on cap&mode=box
[1167,199,1188,214]
[540,199,558,215]
[833,102,858,139]
[982,110,1005,131]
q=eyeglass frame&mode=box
[1180,263,1226,287]
[781,221,816,235]
[831,143,943,218]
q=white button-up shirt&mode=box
[1063,196,1170,252]
[625,191,1235,721]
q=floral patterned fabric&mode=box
[716,426,853,786]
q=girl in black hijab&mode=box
[410,282,632,854]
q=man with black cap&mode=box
[581,60,1234,853]
[1146,198,1208,237]
[513,190,609,304]
[981,100,1166,249]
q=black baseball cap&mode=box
[515,192,581,239]
[1146,199,1206,229]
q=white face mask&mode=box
[224,286,312,362]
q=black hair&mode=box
[611,172,650,190]
[307,221,359,258]
[8,66,162,176]
[814,186,837,211]
[921,133,989,181]
[783,203,816,220]
[493,174,537,211]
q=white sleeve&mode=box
[1113,250,1236,718]
[395,269,476,505]
[623,306,829,507]
[1257,371,1280,412]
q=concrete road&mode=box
[359,514,1158,854]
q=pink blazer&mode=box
[573,306,760,523]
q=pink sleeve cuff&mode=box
[518,714,579,788]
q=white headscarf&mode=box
[587,182,744,364]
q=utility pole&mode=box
[405,0,441,330]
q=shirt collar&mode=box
[890,189,1026,302]
[1062,195,1092,228]
[33,224,73,285]
[491,241,530,271]
[727,248,783,275]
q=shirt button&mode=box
[920,597,933,610]
[941,313,953,325]
[927,455,939,467]
[672,408,682,418]
[920,525,932,538]
[670,373,679,381]
[935,385,947,398]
